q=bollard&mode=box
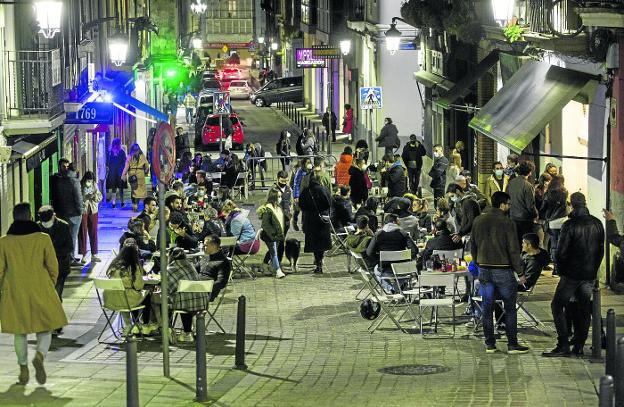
[592,286,603,360]
[600,375,615,407]
[606,309,616,376]
[195,311,208,402]
[126,336,139,407]
[235,295,248,370]
[616,337,624,404]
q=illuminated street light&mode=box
[492,0,515,26]
[108,32,129,67]
[192,36,202,49]
[34,1,63,39]
[340,39,351,56]
[270,42,278,51]
[385,22,402,55]
[190,0,207,14]
[258,36,265,44]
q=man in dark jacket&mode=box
[381,155,407,198]
[376,117,400,156]
[37,206,73,302]
[175,126,191,160]
[322,108,338,142]
[331,185,354,231]
[428,145,448,208]
[520,233,550,290]
[50,158,83,263]
[420,219,463,267]
[199,235,232,301]
[446,183,481,240]
[366,213,418,293]
[471,191,529,354]
[401,134,427,195]
[543,192,604,357]
[507,160,538,246]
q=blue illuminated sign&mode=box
[65,102,114,124]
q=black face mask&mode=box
[278,182,287,188]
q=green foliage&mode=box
[503,25,526,43]
[401,0,483,44]
[150,0,177,57]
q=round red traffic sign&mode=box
[151,122,176,184]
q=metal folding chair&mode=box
[231,228,261,280]
[327,221,351,257]
[205,268,235,334]
[419,273,456,338]
[171,280,214,343]
[358,269,407,334]
[377,249,412,293]
[93,278,145,344]
[391,261,422,324]
[351,251,374,300]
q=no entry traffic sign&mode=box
[151,122,176,184]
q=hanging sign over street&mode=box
[214,91,231,114]
[295,48,326,68]
[311,46,341,59]
[360,87,383,110]
[152,122,176,184]
[65,102,114,124]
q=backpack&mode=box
[296,133,305,155]
[360,299,381,320]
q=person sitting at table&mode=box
[355,197,379,232]
[199,235,232,301]
[136,197,159,240]
[345,215,376,269]
[166,247,209,343]
[366,213,418,293]
[419,219,464,269]
[195,170,213,196]
[395,193,424,240]
[331,185,354,231]
[104,242,157,335]
[433,197,458,235]
[221,200,259,255]
[168,211,199,250]
[519,233,550,291]
[118,217,157,257]
[172,180,186,201]
[187,185,210,211]
[413,197,433,233]
[165,192,190,226]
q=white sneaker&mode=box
[177,332,194,343]
[276,269,286,279]
[91,255,101,263]
[80,256,87,264]
[142,323,159,335]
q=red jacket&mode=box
[334,153,353,186]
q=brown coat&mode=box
[123,153,150,199]
[0,221,68,334]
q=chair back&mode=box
[379,249,411,263]
[94,278,125,291]
[432,249,464,262]
[178,279,214,294]
[391,261,417,278]
[350,250,369,272]
[419,273,454,288]
[220,236,237,247]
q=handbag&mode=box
[309,190,331,224]
[128,174,138,185]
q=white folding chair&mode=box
[171,280,215,342]
[419,273,456,338]
[93,278,145,343]
[358,270,407,334]
[327,221,350,257]
[377,250,412,293]
[220,236,238,258]
[232,228,261,280]
[351,251,374,300]
[390,261,421,324]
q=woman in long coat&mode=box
[348,158,368,207]
[122,143,150,212]
[106,138,127,208]
[0,203,68,385]
[298,175,332,274]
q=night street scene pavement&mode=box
[2,0,624,406]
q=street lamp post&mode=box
[109,32,129,67]
[34,1,63,39]
[191,0,207,40]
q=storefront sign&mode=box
[152,122,176,184]
[65,102,114,124]
[311,46,341,59]
[203,42,252,49]
[295,48,326,68]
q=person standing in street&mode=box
[539,174,568,275]
[542,192,604,357]
[0,203,68,385]
[122,143,150,213]
[276,130,291,171]
[271,170,293,262]
[106,138,127,209]
[175,126,191,161]
[78,171,102,264]
[376,117,400,157]
[322,108,338,142]
[507,160,538,246]
[183,92,196,124]
[37,206,73,302]
[50,158,83,264]
[342,104,353,140]
[381,154,407,198]
[349,158,369,207]
[257,189,286,278]
[428,144,448,208]
[471,191,530,354]
[484,161,509,205]
[401,134,427,195]
[298,174,332,274]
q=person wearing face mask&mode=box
[270,171,293,259]
[401,134,427,195]
[37,206,74,303]
[78,171,102,264]
[276,130,292,171]
[257,189,286,278]
[428,145,448,207]
[349,158,369,207]
[50,158,83,264]
[484,161,509,205]
[292,158,312,231]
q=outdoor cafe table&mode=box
[420,269,469,299]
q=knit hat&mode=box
[570,192,586,208]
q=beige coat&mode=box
[123,154,150,199]
[484,174,510,204]
[103,263,146,311]
[0,223,68,334]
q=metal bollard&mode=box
[600,375,615,407]
[195,311,208,402]
[592,286,603,360]
[126,336,139,407]
[235,295,248,370]
[606,309,616,376]
[616,337,624,404]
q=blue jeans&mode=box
[67,215,81,257]
[549,228,560,271]
[479,268,519,346]
[265,240,280,271]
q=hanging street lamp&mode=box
[192,36,202,49]
[385,21,402,55]
[190,0,207,14]
[34,1,63,39]
[270,41,278,51]
[340,39,351,56]
[258,36,265,44]
[109,32,129,67]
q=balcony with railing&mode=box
[3,49,65,123]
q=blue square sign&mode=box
[360,87,383,110]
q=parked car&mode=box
[250,76,303,107]
[202,71,217,81]
[218,67,243,82]
[194,105,214,149]
[199,113,244,149]
[201,79,222,93]
[228,80,252,99]
[196,92,214,109]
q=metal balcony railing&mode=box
[4,49,64,120]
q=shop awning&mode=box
[435,50,500,109]
[115,93,168,122]
[413,71,455,92]
[468,61,596,153]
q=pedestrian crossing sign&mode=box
[360,87,383,110]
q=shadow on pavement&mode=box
[0,384,72,406]
[136,333,291,356]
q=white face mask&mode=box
[494,169,504,177]
[277,197,282,205]
[41,220,54,228]
[306,164,313,170]
[433,152,441,158]
[86,180,94,187]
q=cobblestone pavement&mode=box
[1,192,623,406]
